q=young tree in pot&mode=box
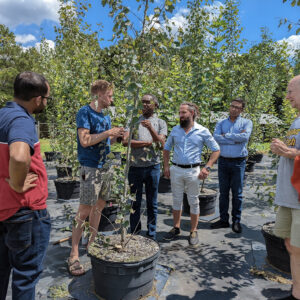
[87,1,178,299]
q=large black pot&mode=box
[245,160,255,172]
[89,242,160,300]
[248,153,263,163]
[54,178,80,200]
[183,188,217,216]
[44,151,61,162]
[158,176,171,193]
[261,222,290,273]
[56,165,72,178]
[98,204,120,232]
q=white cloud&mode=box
[15,34,37,44]
[35,39,55,50]
[0,0,59,27]
[22,39,55,51]
[147,2,224,38]
[277,35,300,56]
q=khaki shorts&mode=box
[79,166,112,206]
[274,206,300,248]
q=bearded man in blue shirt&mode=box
[211,98,253,234]
[163,102,220,246]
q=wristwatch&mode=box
[205,166,211,172]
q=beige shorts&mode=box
[274,206,300,248]
[79,166,112,206]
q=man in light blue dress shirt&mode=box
[163,102,220,246]
[211,98,252,234]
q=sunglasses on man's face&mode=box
[41,96,53,101]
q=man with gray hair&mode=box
[123,94,167,241]
[271,75,300,300]
[163,102,220,246]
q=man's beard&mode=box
[180,118,191,128]
[143,107,153,117]
[33,104,45,114]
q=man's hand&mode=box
[6,172,38,193]
[109,127,125,138]
[198,168,209,180]
[141,120,152,130]
[164,166,170,179]
[270,138,288,156]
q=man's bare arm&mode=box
[271,138,300,159]
[6,142,37,193]
[78,127,124,148]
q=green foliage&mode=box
[280,0,300,34]
[39,0,101,175]
[0,25,42,107]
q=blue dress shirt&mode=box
[164,122,220,165]
[213,116,253,158]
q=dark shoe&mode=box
[146,233,157,241]
[189,231,199,247]
[210,220,230,229]
[163,227,180,241]
[232,222,242,233]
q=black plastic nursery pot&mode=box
[89,243,160,300]
[98,203,120,232]
[249,153,263,163]
[245,160,255,172]
[158,176,171,193]
[44,151,61,162]
[56,165,72,178]
[183,188,217,216]
[261,222,290,273]
[54,178,80,200]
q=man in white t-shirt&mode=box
[271,75,300,300]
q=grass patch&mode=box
[40,138,52,153]
[251,142,270,154]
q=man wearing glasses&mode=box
[211,98,252,234]
[0,71,51,299]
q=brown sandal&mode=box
[67,258,85,276]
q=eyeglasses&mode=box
[41,96,53,101]
[230,104,243,110]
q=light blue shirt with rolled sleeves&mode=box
[213,116,253,158]
[164,122,220,164]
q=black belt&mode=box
[220,156,246,161]
[172,162,201,168]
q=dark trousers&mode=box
[128,164,160,238]
[0,208,51,300]
[218,157,246,223]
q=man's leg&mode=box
[164,165,184,240]
[0,223,10,300]
[285,239,300,299]
[170,166,185,228]
[129,167,144,234]
[144,164,160,239]
[88,198,106,247]
[70,204,91,260]
[185,167,200,232]
[6,208,51,300]
[218,158,231,223]
[231,159,246,224]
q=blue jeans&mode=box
[218,157,246,223]
[0,208,51,300]
[128,164,160,239]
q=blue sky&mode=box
[0,0,299,51]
